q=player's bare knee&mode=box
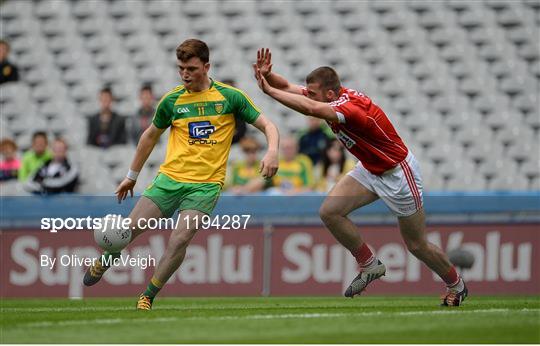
[169,229,196,252]
[319,204,337,224]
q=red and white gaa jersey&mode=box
[323,87,409,175]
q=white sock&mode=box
[361,257,379,271]
[448,278,464,293]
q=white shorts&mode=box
[347,152,423,217]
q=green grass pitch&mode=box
[1,296,539,343]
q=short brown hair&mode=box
[32,131,48,142]
[240,136,260,152]
[0,138,17,151]
[176,39,209,63]
[100,86,113,95]
[306,66,341,94]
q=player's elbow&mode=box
[305,104,328,119]
[137,130,152,145]
[255,115,278,137]
[142,126,162,143]
[264,120,278,135]
[308,103,337,122]
[304,104,318,117]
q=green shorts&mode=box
[142,173,221,217]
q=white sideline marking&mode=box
[1,304,329,313]
[20,308,540,328]
[26,317,180,327]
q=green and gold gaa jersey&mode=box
[272,154,314,190]
[153,80,260,185]
[230,160,260,186]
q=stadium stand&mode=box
[0,0,538,194]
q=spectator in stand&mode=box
[222,78,247,145]
[227,136,267,194]
[130,84,155,144]
[87,87,127,148]
[298,117,333,165]
[0,138,21,181]
[18,131,52,181]
[25,138,79,194]
[269,136,314,195]
[315,139,356,193]
[0,39,20,84]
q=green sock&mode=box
[143,277,164,299]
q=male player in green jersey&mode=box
[83,39,279,310]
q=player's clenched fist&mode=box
[259,150,279,179]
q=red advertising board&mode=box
[1,228,265,298]
[1,224,539,297]
[270,224,540,295]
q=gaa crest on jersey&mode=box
[337,130,356,149]
[214,103,224,114]
[176,106,190,114]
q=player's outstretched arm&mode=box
[115,124,165,203]
[254,48,304,95]
[255,70,339,123]
[251,114,279,179]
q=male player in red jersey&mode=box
[253,48,467,306]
